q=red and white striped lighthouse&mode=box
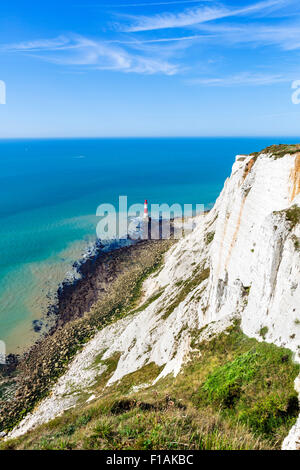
[143,199,149,220]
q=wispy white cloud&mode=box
[121,33,214,43]
[2,1,299,81]
[120,5,229,31]
[193,20,300,50]
[2,36,72,51]
[119,0,286,32]
[188,72,290,86]
[1,35,179,75]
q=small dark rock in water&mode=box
[32,320,43,333]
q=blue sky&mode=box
[1,0,300,137]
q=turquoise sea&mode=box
[0,137,298,353]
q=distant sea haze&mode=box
[0,137,298,353]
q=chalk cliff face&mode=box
[206,153,300,353]
[8,148,300,448]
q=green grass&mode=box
[2,324,299,450]
[259,326,268,340]
[89,353,121,391]
[130,288,165,316]
[284,205,300,229]
[251,144,300,159]
[198,347,299,437]
[161,265,210,320]
[291,235,300,251]
[200,350,259,407]
[205,232,215,245]
[273,205,300,236]
[194,328,299,444]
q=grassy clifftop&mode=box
[2,324,299,450]
[250,143,300,159]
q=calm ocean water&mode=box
[1,137,298,352]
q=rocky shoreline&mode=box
[0,237,174,433]
[0,238,136,374]
[47,237,137,330]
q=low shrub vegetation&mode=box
[251,144,300,159]
[259,326,268,339]
[285,205,300,229]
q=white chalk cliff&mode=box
[8,149,300,449]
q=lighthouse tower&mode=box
[143,199,149,221]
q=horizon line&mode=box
[0,135,300,141]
